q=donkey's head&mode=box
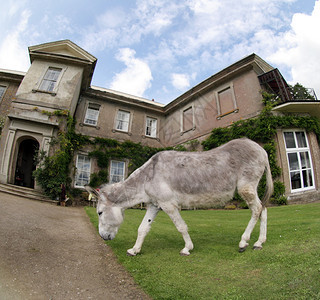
[86,186,124,241]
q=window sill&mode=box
[180,126,196,136]
[32,89,57,96]
[217,109,239,120]
[112,129,132,136]
[80,122,100,130]
[290,187,315,194]
[143,135,160,141]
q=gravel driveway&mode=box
[0,191,151,300]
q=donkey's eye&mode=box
[98,211,103,216]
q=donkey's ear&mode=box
[84,185,100,197]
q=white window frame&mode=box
[115,110,130,132]
[110,160,125,183]
[33,66,65,95]
[39,67,62,92]
[145,117,157,138]
[283,130,315,193]
[0,85,7,102]
[75,154,91,187]
[84,103,100,126]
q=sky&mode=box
[0,0,319,104]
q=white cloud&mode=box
[0,9,31,71]
[110,48,153,97]
[171,73,190,91]
[269,0,320,98]
[82,0,183,53]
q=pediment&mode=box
[28,40,97,63]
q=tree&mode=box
[291,83,316,100]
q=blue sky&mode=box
[0,0,319,104]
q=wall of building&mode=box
[15,60,83,114]
[162,68,264,147]
[74,94,166,148]
[0,81,20,118]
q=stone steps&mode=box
[0,183,58,204]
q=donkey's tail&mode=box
[261,162,274,207]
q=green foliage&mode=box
[89,169,108,187]
[33,150,71,199]
[86,203,320,299]
[291,83,316,100]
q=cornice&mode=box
[84,88,165,114]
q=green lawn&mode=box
[85,203,320,299]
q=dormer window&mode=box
[39,67,62,93]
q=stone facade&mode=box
[0,40,320,204]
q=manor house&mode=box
[0,40,319,204]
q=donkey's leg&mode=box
[127,204,159,256]
[253,206,267,250]
[238,185,263,252]
[161,205,194,256]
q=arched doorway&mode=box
[14,139,39,188]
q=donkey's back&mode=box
[144,138,272,208]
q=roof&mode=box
[91,86,165,108]
[28,40,97,64]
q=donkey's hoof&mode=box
[126,249,137,256]
[238,247,247,253]
[180,249,190,256]
[253,246,263,251]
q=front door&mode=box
[14,139,39,188]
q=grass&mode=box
[85,204,320,299]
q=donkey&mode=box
[87,138,273,256]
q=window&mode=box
[216,85,238,119]
[110,160,125,183]
[39,67,62,92]
[182,106,194,132]
[145,117,157,138]
[284,131,314,192]
[75,155,91,187]
[0,85,7,101]
[116,110,130,132]
[84,104,100,126]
